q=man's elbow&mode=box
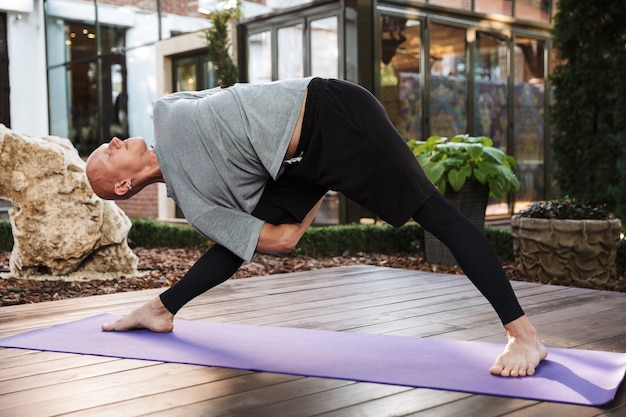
[258,223,302,254]
[275,233,300,253]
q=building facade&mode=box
[0,0,558,223]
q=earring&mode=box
[124,181,132,192]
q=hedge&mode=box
[294,223,423,257]
[127,219,209,249]
[0,219,624,275]
[0,220,11,252]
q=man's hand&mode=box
[255,198,323,254]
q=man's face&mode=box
[90,137,148,176]
[86,137,149,199]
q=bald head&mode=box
[85,146,125,200]
[85,137,162,200]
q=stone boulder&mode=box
[0,125,138,278]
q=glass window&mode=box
[475,0,512,16]
[0,13,8,128]
[475,32,508,149]
[0,14,11,217]
[176,57,198,91]
[247,31,272,83]
[475,32,510,215]
[60,22,127,155]
[379,16,421,141]
[429,23,467,139]
[513,37,546,211]
[278,24,304,79]
[311,17,338,78]
[173,54,217,92]
[48,65,70,140]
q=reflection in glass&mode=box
[379,16,421,140]
[513,37,546,210]
[173,55,216,92]
[248,31,272,83]
[60,22,127,154]
[278,24,304,79]
[475,32,509,215]
[176,59,197,91]
[475,32,508,150]
[311,17,338,78]
[429,23,467,140]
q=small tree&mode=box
[549,0,626,221]
[204,0,242,88]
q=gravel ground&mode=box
[1,248,624,306]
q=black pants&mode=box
[260,78,437,227]
[159,78,525,325]
[160,192,524,325]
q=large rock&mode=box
[0,125,138,278]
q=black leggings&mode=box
[412,193,524,324]
[159,202,294,315]
[160,192,524,325]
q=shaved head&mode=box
[86,146,128,200]
[85,137,161,201]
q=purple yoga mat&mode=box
[1,313,624,406]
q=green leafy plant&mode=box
[517,197,613,220]
[204,0,242,88]
[408,134,519,200]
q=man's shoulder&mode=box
[157,87,224,103]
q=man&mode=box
[86,77,547,377]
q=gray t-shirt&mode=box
[153,77,313,261]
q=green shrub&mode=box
[517,197,613,220]
[128,219,209,249]
[294,224,423,257]
[1,219,624,277]
[0,220,12,252]
[408,134,519,200]
[485,226,514,262]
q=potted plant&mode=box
[408,134,520,265]
[511,198,622,288]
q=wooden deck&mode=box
[0,265,625,417]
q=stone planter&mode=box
[424,181,489,266]
[511,215,622,287]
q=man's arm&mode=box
[256,198,324,253]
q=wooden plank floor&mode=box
[0,265,625,417]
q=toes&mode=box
[489,364,503,376]
[101,321,122,331]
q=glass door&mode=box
[378,15,421,141]
[428,23,467,139]
[278,23,304,79]
[475,32,510,215]
[310,16,338,78]
[247,30,272,83]
[512,36,547,211]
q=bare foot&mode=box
[490,315,548,377]
[102,297,174,332]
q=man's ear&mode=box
[114,181,130,196]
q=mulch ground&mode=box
[1,248,625,306]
